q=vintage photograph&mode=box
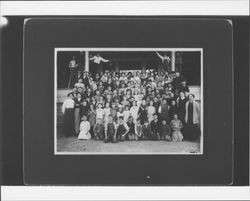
[55,48,203,154]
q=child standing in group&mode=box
[160,120,171,141]
[123,105,131,122]
[138,100,148,125]
[141,119,151,140]
[116,116,129,141]
[103,102,111,124]
[104,115,117,143]
[93,118,105,140]
[127,116,136,141]
[78,115,91,140]
[130,101,139,123]
[81,100,89,118]
[96,103,104,122]
[134,118,142,140]
[150,113,161,140]
[170,114,183,142]
[110,102,117,122]
[169,100,178,121]
[147,100,156,123]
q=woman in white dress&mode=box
[78,115,91,140]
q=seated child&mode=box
[150,113,161,140]
[127,116,136,141]
[170,114,183,142]
[104,115,117,143]
[134,118,142,141]
[116,116,129,141]
[141,119,151,140]
[160,120,171,141]
[78,115,91,140]
[93,118,105,140]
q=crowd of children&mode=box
[61,70,200,143]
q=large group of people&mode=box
[61,68,201,143]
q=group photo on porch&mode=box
[55,48,202,154]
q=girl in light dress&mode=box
[78,115,91,140]
[170,114,183,142]
[130,100,139,123]
[103,102,111,124]
[96,103,104,122]
[133,88,139,102]
[147,100,156,123]
[123,105,131,122]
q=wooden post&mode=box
[85,51,89,72]
[171,51,175,72]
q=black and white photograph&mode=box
[55,48,203,154]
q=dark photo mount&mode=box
[22,18,234,185]
[1,16,248,187]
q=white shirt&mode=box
[90,56,109,64]
[130,106,139,121]
[117,111,124,119]
[62,98,74,114]
[69,60,77,68]
[96,108,104,119]
[123,110,131,122]
[74,83,85,88]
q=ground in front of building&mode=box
[56,137,201,154]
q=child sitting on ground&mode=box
[160,120,171,141]
[116,116,129,141]
[78,115,91,140]
[170,114,183,142]
[93,118,105,140]
[104,115,117,143]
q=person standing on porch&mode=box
[155,51,171,73]
[68,56,78,88]
[184,94,200,141]
[89,53,110,73]
[62,93,75,137]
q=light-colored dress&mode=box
[170,119,183,142]
[130,106,139,122]
[103,107,111,124]
[147,106,156,123]
[78,121,91,140]
[96,108,104,121]
[123,110,131,122]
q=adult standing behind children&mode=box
[184,94,200,141]
[62,93,75,137]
